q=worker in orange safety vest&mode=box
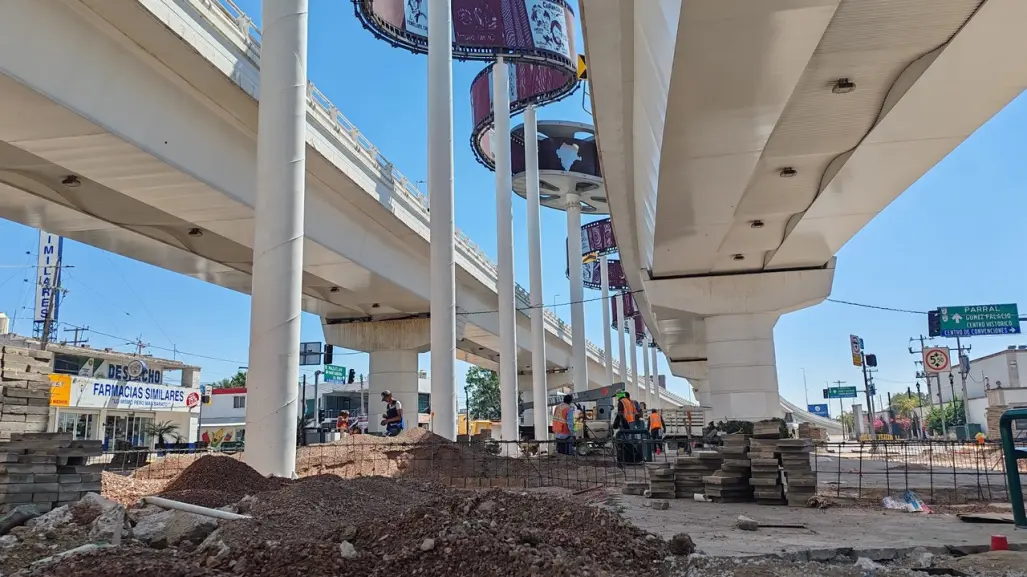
[552,394,575,455]
[613,391,638,430]
[649,409,664,454]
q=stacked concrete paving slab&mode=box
[779,438,816,506]
[749,422,784,505]
[797,423,827,442]
[703,434,753,502]
[645,463,676,499]
[0,432,103,513]
[673,451,721,498]
[0,346,54,440]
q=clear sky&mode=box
[1,1,1025,413]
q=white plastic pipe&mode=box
[524,106,548,441]
[245,0,307,478]
[566,193,587,393]
[650,342,661,410]
[615,293,626,386]
[428,0,457,441]
[642,331,651,411]
[494,57,518,445]
[600,255,613,386]
[143,496,251,520]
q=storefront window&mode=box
[103,414,154,450]
[56,412,97,440]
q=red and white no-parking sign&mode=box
[923,347,950,373]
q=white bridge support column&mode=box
[322,317,432,434]
[493,56,518,447]
[245,0,308,478]
[368,350,420,434]
[647,262,836,423]
[427,0,457,441]
[566,193,587,393]
[705,313,783,422]
[523,105,548,442]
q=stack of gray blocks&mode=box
[0,345,54,440]
[0,433,103,513]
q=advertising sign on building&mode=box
[72,357,165,385]
[34,231,63,324]
[49,374,199,413]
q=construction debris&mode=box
[749,421,785,505]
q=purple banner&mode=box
[611,293,640,325]
[565,246,628,291]
[581,218,616,257]
[354,0,579,169]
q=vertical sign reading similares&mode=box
[34,231,64,324]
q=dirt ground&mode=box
[602,491,1026,557]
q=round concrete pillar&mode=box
[368,350,420,434]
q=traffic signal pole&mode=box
[860,353,876,441]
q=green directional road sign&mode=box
[825,386,858,399]
[324,364,346,383]
[939,304,1021,337]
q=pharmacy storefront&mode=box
[49,374,200,449]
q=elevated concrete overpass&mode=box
[582,0,1027,422]
[0,0,692,424]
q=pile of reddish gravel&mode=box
[158,455,285,502]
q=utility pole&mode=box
[956,336,971,427]
[62,326,89,347]
[910,334,945,437]
[130,336,149,356]
[314,370,322,424]
[803,368,809,406]
[38,251,62,351]
[832,380,847,438]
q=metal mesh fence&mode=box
[92,438,1027,504]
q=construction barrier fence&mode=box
[93,437,1027,505]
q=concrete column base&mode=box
[706,313,783,422]
[368,350,419,434]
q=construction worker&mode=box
[612,390,637,430]
[380,390,404,436]
[649,409,664,454]
[552,394,575,455]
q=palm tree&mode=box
[144,420,181,450]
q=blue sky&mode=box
[2,1,1025,412]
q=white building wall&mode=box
[931,348,1027,403]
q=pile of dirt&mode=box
[160,455,284,497]
[210,481,672,577]
[34,476,677,577]
[156,489,242,509]
[130,452,219,480]
[217,475,445,549]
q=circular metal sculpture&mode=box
[353,0,580,168]
[512,121,605,213]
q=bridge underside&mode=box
[583,0,1027,422]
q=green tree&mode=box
[466,367,500,420]
[839,411,855,434]
[211,371,246,389]
[890,392,926,418]
[926,398,966,434]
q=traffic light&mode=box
[868,384,877,396]
[865,354,878,368]
[823,388,829,398]
[318,409,325,422]
[323,344,334,365]
[347,368,356,384]
[927,309,941,337]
